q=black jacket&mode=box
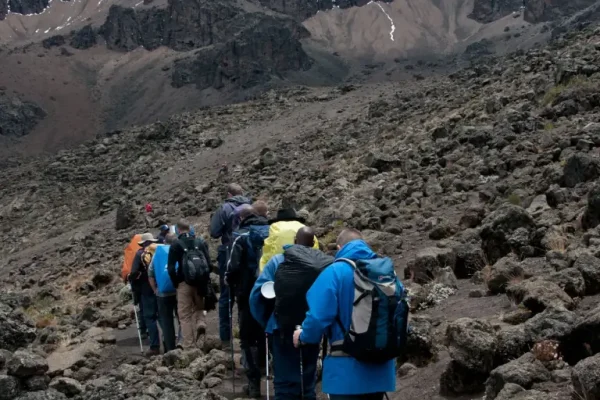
[130,249,154,296]
[228,215,269,307]
[167,234,211,287]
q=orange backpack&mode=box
[121,234,142,282]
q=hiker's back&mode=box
[274,245,333,333]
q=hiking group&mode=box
[122,183,409,400]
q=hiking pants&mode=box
[157,295,179,352]
[218,245,234,342]
[140,293,159,350]
[272,330,319,400]
[329,394,385,400]
[239,303,265,384]
[133,288,147,334]
[177,282,204,349]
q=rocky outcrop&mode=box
[70,25,96,50]
[98,1,311,90]
[250,0,393,20]
[469,0,596,24]
[0,92,46,138]
[0,301,36,352]
[171,16,311,90]
[0,0,8,21]
[42,35,65,49]
[7,0,48,15]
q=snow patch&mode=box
[134,1,144,7]
[368,1,395,41]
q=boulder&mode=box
[440,318,497,394]
[582,184,600,230]
[16,389,68,400]
[70,25,96,49]
[401,316,437,367]
[548,268,586,298]
[0,305,36,351]
[572,353,600,400]
[506,279,574,314]
[115,202,136,230]
[485,353,551,400]
[24,375,50,391]
[453,243,486,279]
[7,351,49,378]
[486,256,525,294]
[573,253,600,295]
[0,375,20,400]
[409,247,456,284]
[562,153,600,188]
[480,205,536,264]
[49,377,84,397]
[563,304,600,365]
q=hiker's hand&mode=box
[293,328,302,348]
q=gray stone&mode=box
[7,351,48,378]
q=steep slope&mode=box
[2,19,600,400]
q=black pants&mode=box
[157,296,179,352]
[329,394,385,400]
[239,302,265,383]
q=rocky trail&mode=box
[4,5,600,400]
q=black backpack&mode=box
[181,239,210,288]
[274,246,334,333]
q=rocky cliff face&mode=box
[99,0,312,90]
[470,0,597,23]
[171,16,311,90]
[0,0,8,20]
[0,92,46,138]
[8,0,48,15]
[249,0,393,20]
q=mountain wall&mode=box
[0,91,46,138]
[250,0,393,20]
[469,0,598,23]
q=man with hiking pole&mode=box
[293,228,409,400]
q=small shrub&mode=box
[507,193,522,206]
[544,122,555,130]
[542,75,590,106]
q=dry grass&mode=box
[542,75,591,106]
[507,193,522,206]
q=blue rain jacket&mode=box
[299,239,396,395]
[249,251,287,334]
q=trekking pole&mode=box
[129,284,144,354]
[228,293,235,395]
[265,333,270,400]
[296,325,305,400]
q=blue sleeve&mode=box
[300,266,339,344]
[250,256,280,328]
[210,205,226,239]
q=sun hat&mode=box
[138,233,159,246]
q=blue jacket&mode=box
[299,240,396,395]
[209,195,251,247]
[249,252,286,334]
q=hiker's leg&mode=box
[192,290,205,342]
[218,245,232,342]
[141,294,159,351]
[301,343,320,400]
[177,283,196,349]
[157,296,177,352]
[272,331,301,400]
[239,305,261,385]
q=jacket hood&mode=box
[335,239,377,261]
[226,195,251,206]
[240,215,269,228]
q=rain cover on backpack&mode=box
[331,257,409,364]
[152,245,176,294]
[274,246,334,333]
[259,221,320,272]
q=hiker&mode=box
[250,227,330,400]
[293,228,406,400]
[209,183,251,345]
[130,233,160,356]
[168,220,213,349]
[157,225,170,244]
[226,202,270,398]
[148,233,182,352]
[259,208,320,272]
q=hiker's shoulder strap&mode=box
[335,258,356,268]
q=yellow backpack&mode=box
[259,221,320,272]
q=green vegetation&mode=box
[507,193,522,206]
[543,122,555,131]
[542,75,590,106]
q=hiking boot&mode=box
[145,348,160,357]
[221,340,231,349]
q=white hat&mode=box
[138,232,158,246]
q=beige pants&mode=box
[177,282,204,349]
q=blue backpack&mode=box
[231,224,270,274]
[152,245,177,294]
[331,257,409,364]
